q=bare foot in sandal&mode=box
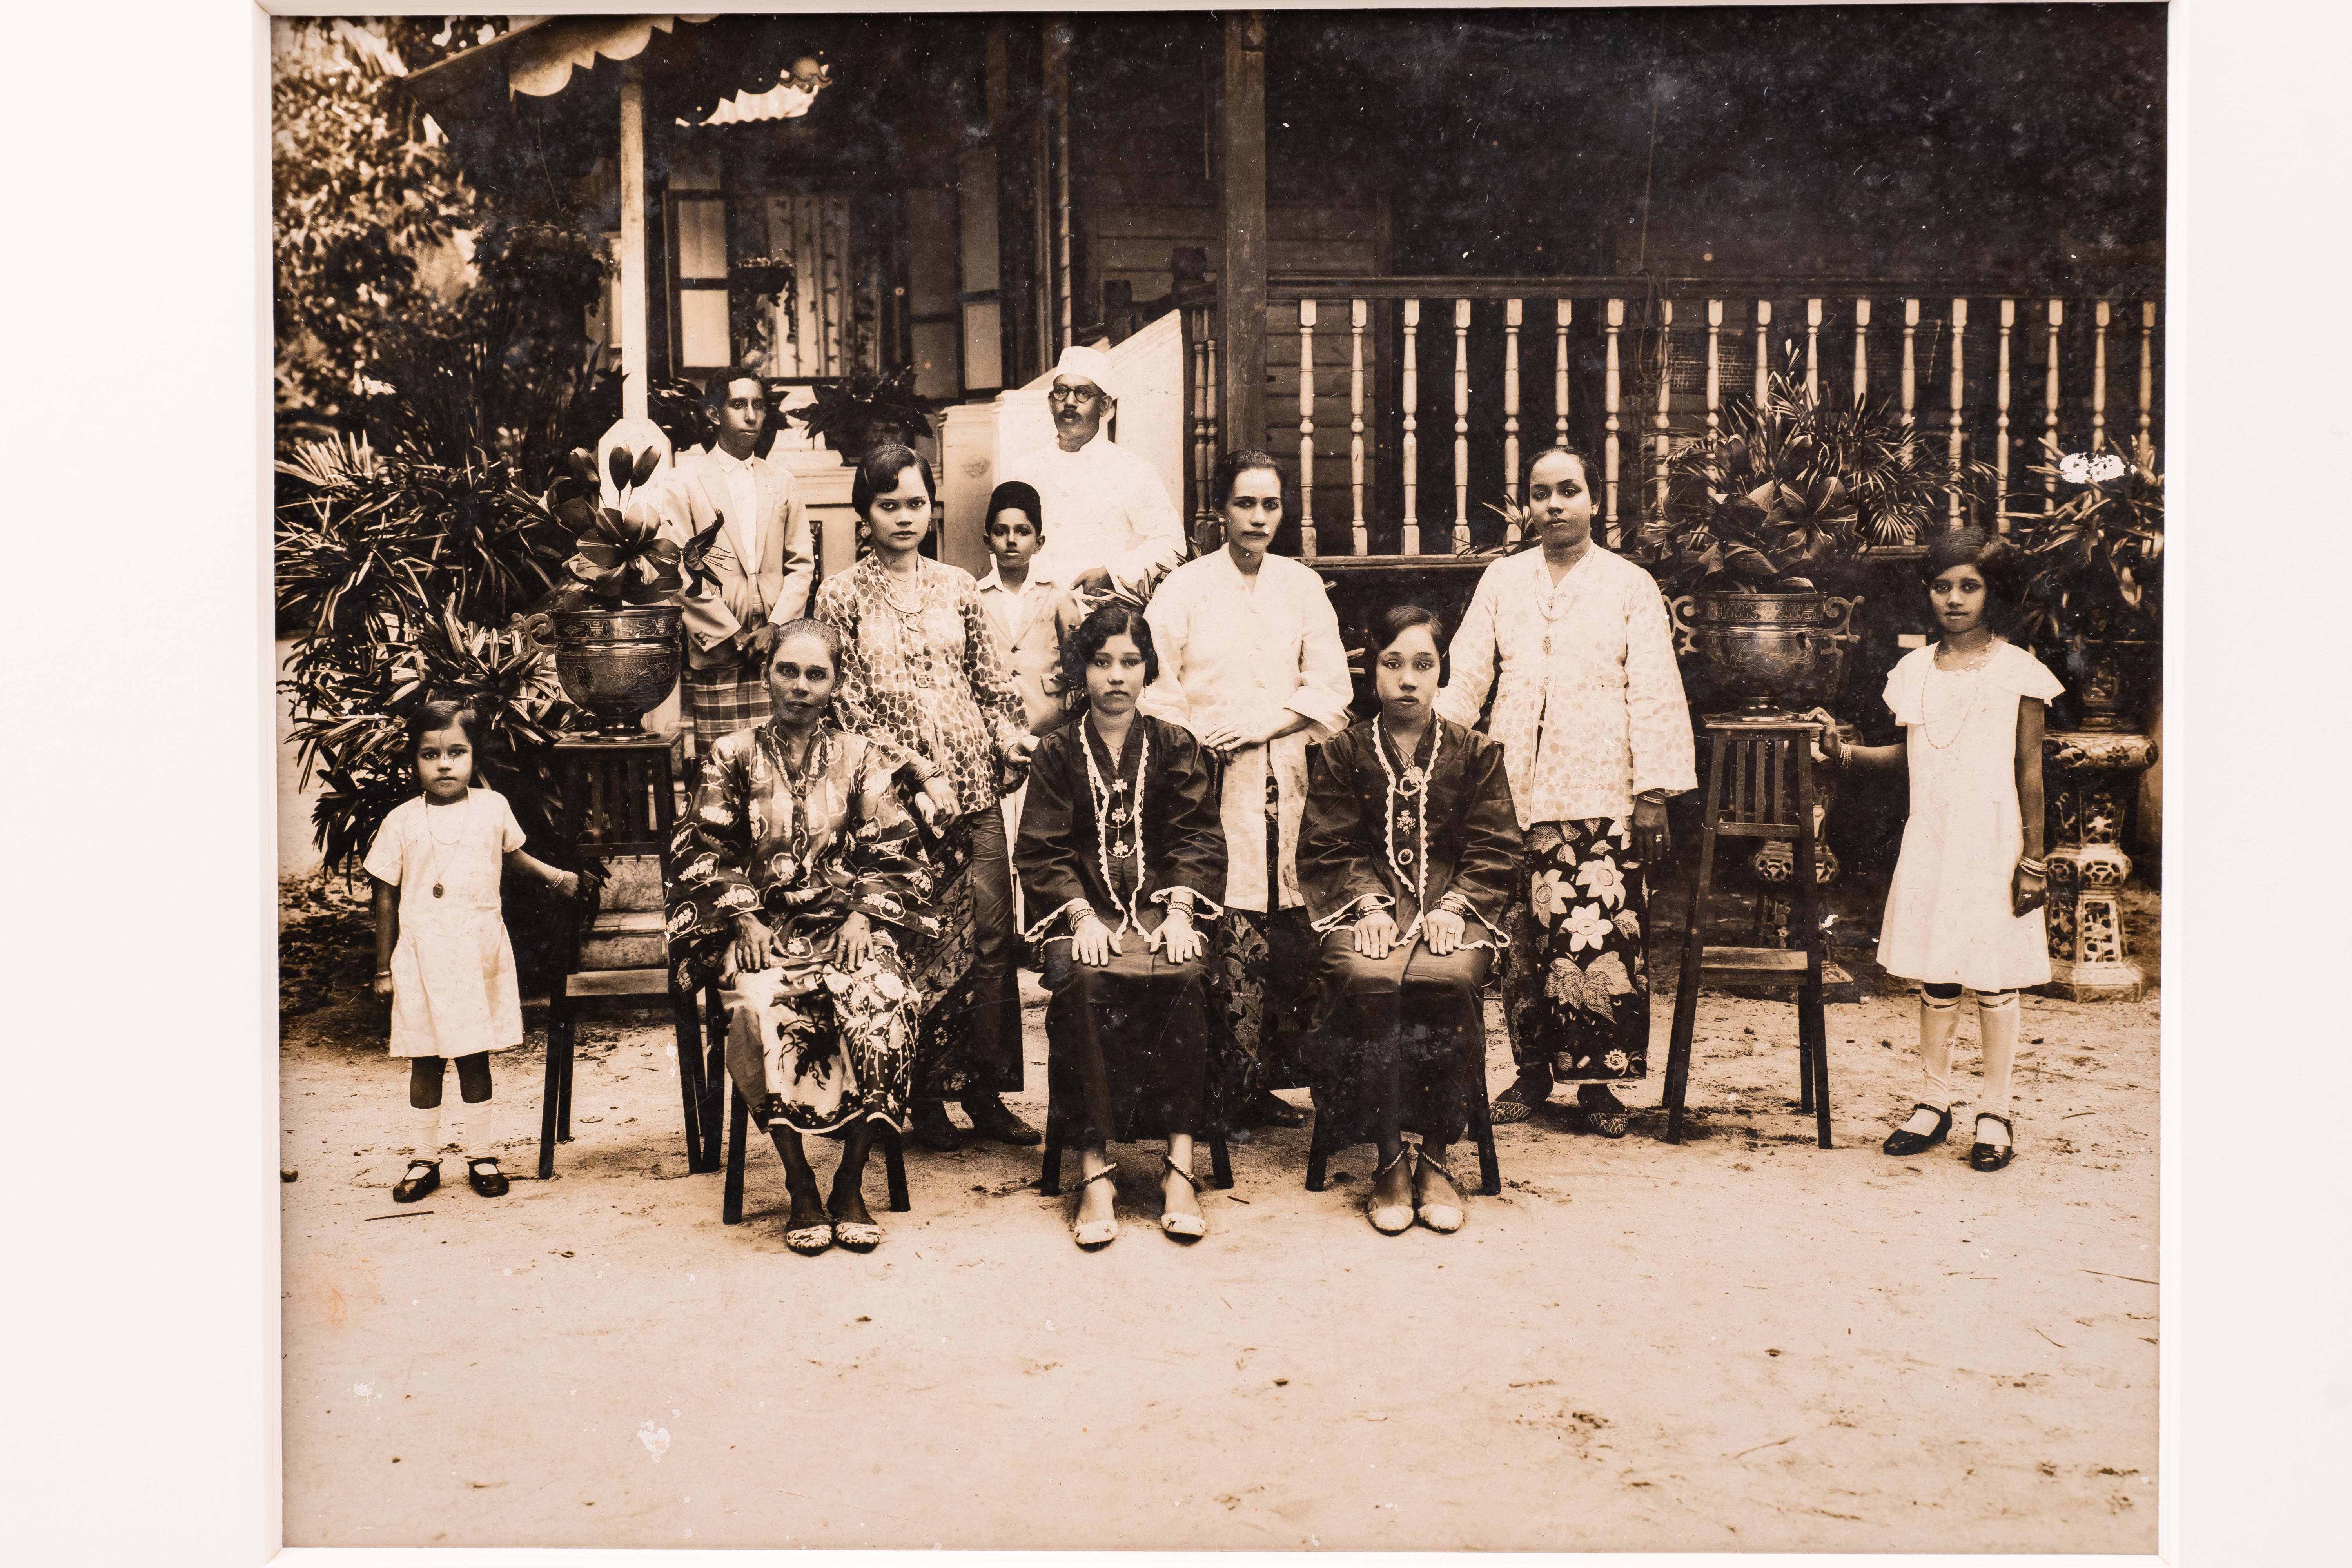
[1073,1156,1119,1247]
[1161,1153,1205,1239]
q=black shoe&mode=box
[1245,1089,1307,1129]
[1969,1114,2015,1172]
[1488,1075,1553,1125]
[393,1158,440,1203]
[911,1101,964,1151]
[466,1157,510,1198]
[962,1094,1042,1146]
[1883,1104,1954,1157]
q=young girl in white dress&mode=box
[1811,528,2064,1172]
[365,702,593,1202]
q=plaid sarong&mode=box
[683,661,771,750]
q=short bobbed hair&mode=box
[405,700,486,782]
[1370,604,1447,654]
[851,444,936,517]
[1920,526,2024,633]
[1060,602,1159,702]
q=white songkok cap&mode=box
[1050,344,1118,402]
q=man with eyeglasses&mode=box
[1004,344,1186,603]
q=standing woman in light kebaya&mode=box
[1140,449,1355,1139]
[816,446,1041,1152]
[1809,527,2063,1172]
[1437,446,1697,1138]
[1298,608,1522,1234]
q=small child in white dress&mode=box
[1811,528,2063,1172]
[364,701,594,1203]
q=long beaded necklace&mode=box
[1371,717,1443,945]
[1922,637,2000,750]
[420,791,474,899]
[875,557,927,621]
[1081,715,1150,935]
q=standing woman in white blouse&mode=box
[1140,450,1355,1137]
[1437,446,1697,1137]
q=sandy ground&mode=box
[278,870,2159,1554]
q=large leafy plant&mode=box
[1641,359,1997,595]
[2012,443,2163,646]
[553,445,685,606]
[787,365,933,452]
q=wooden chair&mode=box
[1660,717,1835,1149]
[721,1085,911,1225]
[1301,1018,1503,1196]
[540,731,724,1179]
[1038,1071,1236,1196]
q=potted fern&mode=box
[786,365,933,466]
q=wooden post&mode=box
[1705,299,1722,434]
[619,63,649,424]
[1452,297,1471,551]
[1604,298,1624,540]
[1046,16,1073,356]
[2138,300,2156,459]
[1554,299,1572,448]
[1947,298,1968,528]
[1218,13,1268,459]
[1297,298,1317,551]
[1753,299,1771,406]
[2092,298,2111,451]
[1348,297,1368,555]
[1401,299,1420,555]
[1504,299,1523,511]
[1996,299,2014,529]
[1853,299,1871,402]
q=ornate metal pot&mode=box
[1668,591,1863,718]
[548,603,682,739]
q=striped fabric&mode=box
[683,662,772,750]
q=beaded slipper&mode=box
[1160,1156,1206,1240]
[1414,1150,1465,1234]
[832,1220,884,1252]
[1073,1163,1120,1249]
[1367,1147,1415,1234]
[784,1221,835,1256]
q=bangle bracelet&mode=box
[2017,857,2045,875]
[374,969,392,978]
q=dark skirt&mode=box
[1041,933,1212,1147]
[1307,929,1493,1150]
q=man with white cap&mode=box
[1003,344,1187,599]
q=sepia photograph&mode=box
[265,4,2176,1553]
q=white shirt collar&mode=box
[710,445,757,473]
[977,560,1060,593]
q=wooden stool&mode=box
[541,730,723,1178]
[722,1085,911,1225]
[1661,716,1834,1148]
[1302,1024,1503,1197]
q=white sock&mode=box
[1901,991,1962,1134]
[440,1103,469,1157]
[1976,991,2020,1143]
[407,1101,442,1161]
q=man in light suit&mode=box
[637,367,815,749]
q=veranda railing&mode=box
[1176,275,2163,557]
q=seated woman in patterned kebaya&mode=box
[665,619,953,1257]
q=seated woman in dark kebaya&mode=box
[1298,606,1523,1234]
[1015,604,1228,1249]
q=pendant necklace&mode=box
[1534,551,1593,659]
[1922,637,1998,751]
[1082,717,1151,932]
[1372,717,1442,944]
[772,724,829,872]
[421,792,473,898]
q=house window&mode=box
[670,191,731,372]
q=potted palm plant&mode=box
[786,365,933,465]
[2011,443,2163,731]
[1638,361,1995,715]
[533,445,688,738]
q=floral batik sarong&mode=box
[720,937,920,1133]
[1502,818,1651,1082]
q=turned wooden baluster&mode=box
[1348,298,1367,556]
[1189,316,1210,526]
[1605,298,1625,539]
[1948,298,1969,529]
[2091,298,2110,452]
[1402,299,1421,555]
[2138,301,2156,460]
[1654,300,1674,524]
[1995,299,2014,530]
[1805,298,1822,401]
[1203,331,1219,475]
[1853,299,1871,401]
[1754,299,1771,407]
[1555,299,1572,449]
[1453,298,1472,552]
[1900,298,1918,427]
[1705,299,1723,434]
[1504,299,1523,520]
[2044,299,2065,513]
[1297,299,1317,552]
